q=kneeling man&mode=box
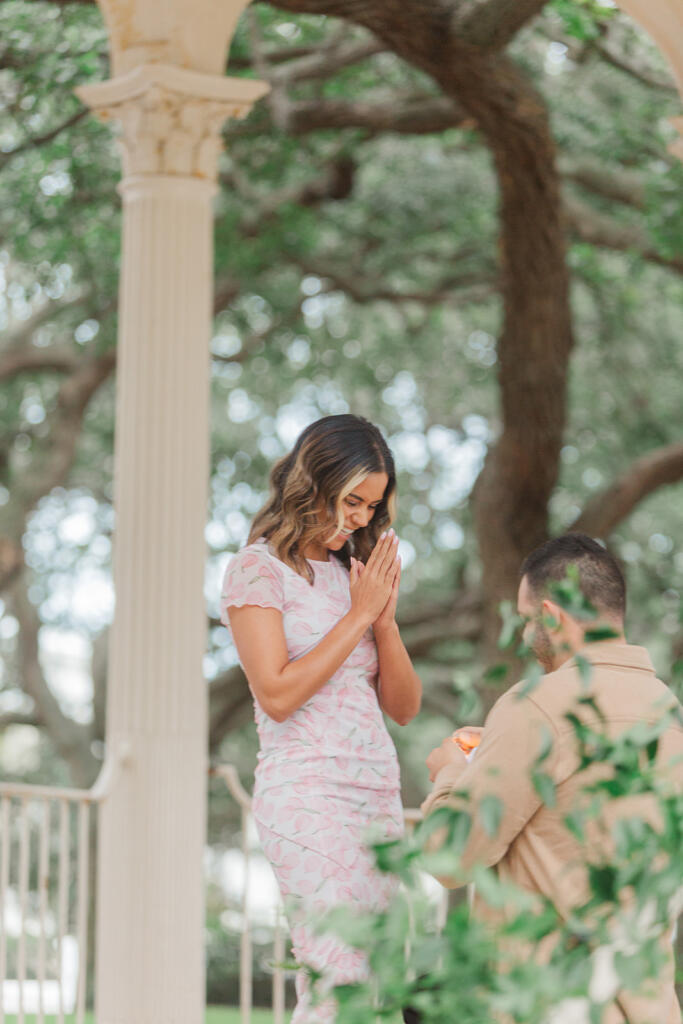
[423,533,683,1024]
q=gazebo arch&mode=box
[70,2,683,1023]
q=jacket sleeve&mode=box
[421,689,555,884]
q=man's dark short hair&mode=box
[520,533,626,619]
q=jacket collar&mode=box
[563,641,654,674]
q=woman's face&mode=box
[324,472,389,551]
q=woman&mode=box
[220,414,422,1022]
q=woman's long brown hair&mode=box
[248,415,397,583]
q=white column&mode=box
[77,64,267,1024]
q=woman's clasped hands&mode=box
[349,529,401,630]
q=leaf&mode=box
[498,600,523,651]
[532,770,557,808]
[564,809,586,842]
[550,0,606,41]
[588,864,618,902]
[534,724,555,767]
[484,662,508,684]
[584,626,620,643]
[479,794,503,838]
[516,662,543,698]
[577,694,607,723]
[646,736,659,765]
[575,653,593,689]
[418,804,472,855]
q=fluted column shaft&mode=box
[76,63,268,1024]
[97,174,212,1024]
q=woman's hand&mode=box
[349,530,400,626]
[373,555,401,633]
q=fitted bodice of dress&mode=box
[220,539,400,794]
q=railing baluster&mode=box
[216,764,434,1024]
[57,799,70,1024]
[0,796,10,1024]
[272,903,285,1024]
[0,753,120,1023]
[17,799,29,1024]
[436,887,449,932]
[75,802,90,1024]
[38,800,50,1024]
[240,806,252,1024]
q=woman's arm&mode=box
[228,534,399,722]
[374,624,422,725]
[370,560,422,725]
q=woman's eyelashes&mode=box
[344,501,381,511]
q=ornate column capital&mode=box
[76,63,268,180]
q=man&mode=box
[422,533,683,1023]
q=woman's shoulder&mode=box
[220,539,286,620]
[226,538,284,577]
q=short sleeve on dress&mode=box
[220,543,285,628]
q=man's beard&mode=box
[531,618,555,673]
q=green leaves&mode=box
[497,600,523,651]
[327,693,683,1024]
[478,794,503,838]
[417,802,472,856]
[550,0,616,40]
[532,770,557,808]
[549,566,597,623]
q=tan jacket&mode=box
[421,643,683,1024]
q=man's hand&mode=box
[452,725,483,753]
[426,736,467,782]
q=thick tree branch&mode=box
[91,627,108,743]
[596,22,677,94]
[294,254,496,305]
[1,348,117,598]
[564,194,683,276]
[0,537,24,593]
[269,37,384,84]
[0,109,88,169]
[0,272,243,385]
[559,156,647,210]
[11,575,98,787]
[402,601,483,659]
[275,95,469,136]
[571,442,683,537]
[450,0,550,52]
[267,0,549,56]
[0,346,79,381]
[209,665,253,753]
[229,44,322,70]
[0,289,95,353]
[212,276,243,315]
[0,711,39,731]
[537,21,677,95]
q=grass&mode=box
[3,1007,402,1022]
[2,1009,291,1023]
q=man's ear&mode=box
[542,599,562,632]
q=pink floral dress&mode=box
[220,539,404,1022]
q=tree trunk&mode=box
[444,56,574,655]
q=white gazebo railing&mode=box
[0,754,122,1024]
[1,756,444,1024]
[213,764,448,1024]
